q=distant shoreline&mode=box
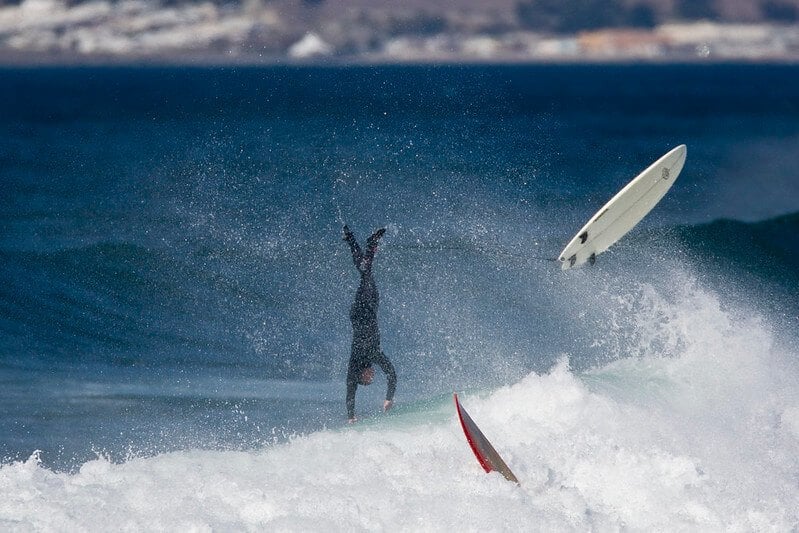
[2,54,798,67]
[3,0,799,68]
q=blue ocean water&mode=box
[1,64,799,529]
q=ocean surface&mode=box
[1,64,799,530]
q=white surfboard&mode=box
[558,144,687,270]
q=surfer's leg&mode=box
[364,228,385,261]
[343,226,363,270]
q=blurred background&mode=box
[1,0,799,64]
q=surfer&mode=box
[343,225,397,423]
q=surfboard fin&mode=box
[568,254,576,267]
[579,231,588,244]
[589,253,596,266]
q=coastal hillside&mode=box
[1,0,799,63]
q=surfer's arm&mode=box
[346,367,358,420]
[374,352,396,403]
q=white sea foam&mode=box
[2,277,798,531]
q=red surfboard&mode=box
[453,393,520,484]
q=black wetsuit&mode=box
[344,227,397,420]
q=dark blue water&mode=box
[2,64,798,471]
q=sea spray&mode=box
[3,276,798,530]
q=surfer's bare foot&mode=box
[383,400,393,412]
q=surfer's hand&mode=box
[342,225,353,241]
[383,400,393,412]
[347,417,358,424]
